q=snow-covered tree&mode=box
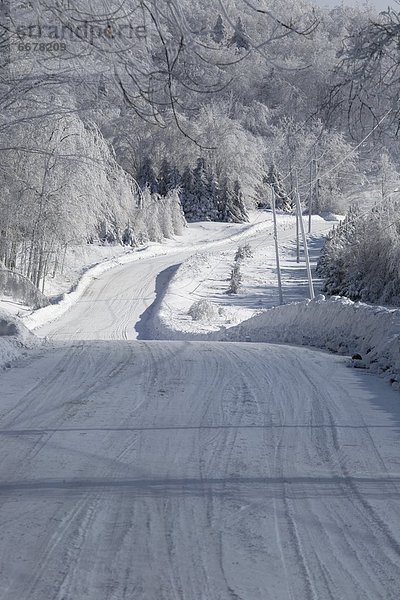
[327,7,400,139]
[317,198,400,305]
[212,15,226,45]
[180,166,196,221]
[158,160,181,197]
[168,190,187,236]
[137,157,158,194]
[0,99,188,292]
[191,158,217,221]
[218,178,248,223]
[264,165,293,212]
[232,180,249,222]
[229,17,250,51]
[377,152,400,200]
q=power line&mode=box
[295,108,393,195]
[270,107,393,205]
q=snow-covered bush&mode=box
[0,270,49,309]
[0,309,39,370]
[227,262,243,295]
[317,196,400,305]
[188,299,219,321]
[235,243,253,261]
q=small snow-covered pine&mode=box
[219,178,249,223]
[212,15,225,45]
[180,166,197,221]
[229,17,250,51]
[264,165,293,212]
[137,156,158,194]
[158,159,181,197]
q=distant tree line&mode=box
[136,157,249,224]
[211,15,250,51]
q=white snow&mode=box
[1,339,400,599]
[148,214,400,389]
[0,299,31,318]
[226,295,400,388]
[22,212,275,333]
[150,213,333,339]
[1,210,400,599]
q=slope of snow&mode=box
[0,299,31,318]
[226,295,400,389]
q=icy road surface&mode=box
[1,245,400,598]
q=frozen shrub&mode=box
[188,299,219,321]
[235,243,253,261]
[227,262,242,294]
[317,197,400,305]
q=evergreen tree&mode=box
[180,166,196,220]
[218,177,248,223]
[229,17,250,51]
[217,176,230,222]
[137,156,158,194]
[122,222,135,246]
[265,165,293,212]
[158,158,171,197]
[191,158,215,221]
[206,167,219,221]
[316,205,362,298]
[180,159,220,222]
[168,166,181,191]
[212,15,225,45]
[232,179,249,222]
[158,159,181,196]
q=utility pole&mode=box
[308,159,313,234]
[295,173,315,300]
[292,168,300,264]
[314,155,320,215]
[271,186,284,305]
[290,166,300,263]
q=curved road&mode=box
[1,251,400,599]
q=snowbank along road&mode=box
[1,232,400,599]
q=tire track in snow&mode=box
[272,397,318,600]
[303,361,400,599]
[24,495,96,600]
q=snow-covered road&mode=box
[36,253,187,341]
[1,228,400,599]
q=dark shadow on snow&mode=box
[135,264,181,340]
[1,474,400,501]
